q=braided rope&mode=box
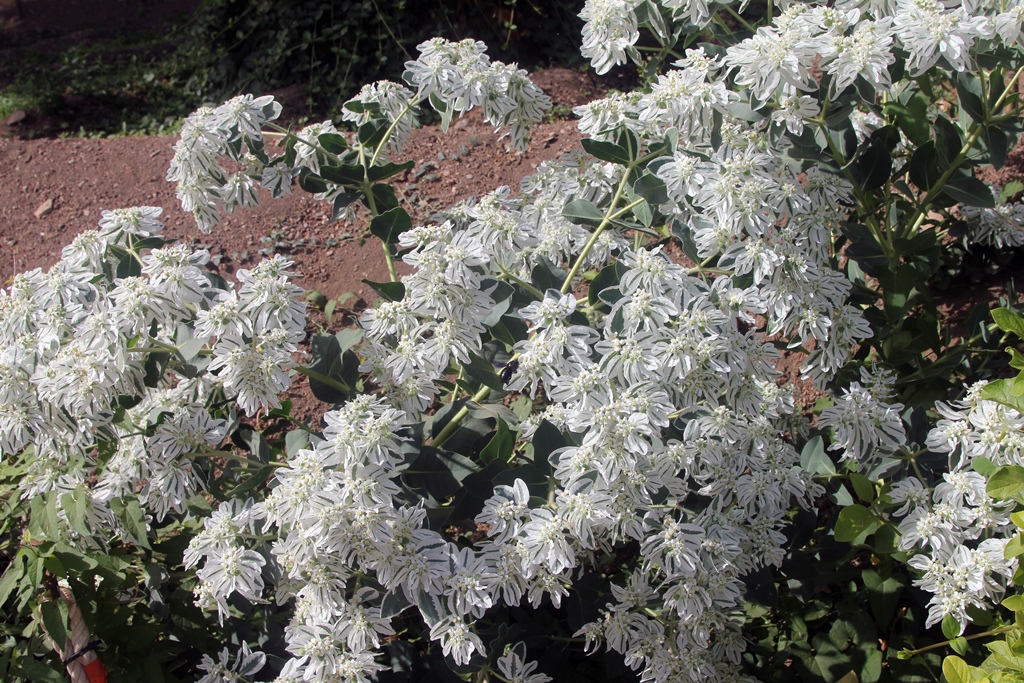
[40,583,107,683]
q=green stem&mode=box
[560,194,645,295]
[368,99,419,169]
[899,625,1017,658]
[721,3,755,31]
[431,384,492,449]
[499,265,544,299]
[186,450,286,469]
[294,365,351,395]
[264,123,342,164]
[905,64,1024,236]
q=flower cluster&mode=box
[0,207,304,544]
[887,383,1024,630]
[167,95,283,232]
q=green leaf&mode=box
[0,555,25,607]
[989,466,1024,501]
[854,135,893,191]
[800,436,836,476]
[366,183,400,213]
[834,504,879,542]
[850,473,876,503]
[909,140,943,190]
[1004,534,1024,560]
[317,132,349,154]
[942,655,971,683]
[633,198,653,227]
[404,448,479,500]
[111,496,150,549]
[581,138,631,165]
[305,333,356,403]
[562,198,605,227]
[942,613,963,640]
[298,168,329,194]
[615,126,641,162]
[361,279,405,302]
[10,658,66,683]
[480,418,514,464]
[981,379,1024,414]
[985,125,1010,169]
[1000,180,1024,202]
[1002,595,1024,612]
[358,119,390,150]
[39,600,68,649]
[368,159,415,182]
[319,163,365,186]
[863,569,904,629]
[956,73,986,123]
[943,173,995,208]
[369,207,412,245]
[632,172,668,205]
[992,309,1024,339]
[589,261,628,312]
[949,637,968,657]
[463,353,504,392]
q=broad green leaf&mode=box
[993,309,1024,339]
[298,168,329,194]
[1012,511,1024,529]
[319,163,365,186]
[480,418,514,464]
[801,436,836,476]
[850,473,876,503]
[854,135,892,191]
[942,613,962,640]
[982,380,1024,414]
[581,138,631,165]
[463,352,504,392]
[834,504,879,542]
[863,569,904,629]
[366,183,400,213]
[986,125,1010,169]
[589,261,628,311]
[1003,595,1024,612]
[39,599,68,648]
[632,172,668,205]
[835,672,859,683]
[944,173,996,208]
[562,198,604,227]
[956,72,986,123]
[949,636,968,656]
[317,132,349,154]
[369,206,412,245]
[1004,534,1024,560]
[368,159,415,182]
[111,496,151,549]
[361,279,405,302]
[305,333,353,403]
[942,655,971,683]
[987,465,1024,500]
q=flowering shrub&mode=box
[1,3,1024,682]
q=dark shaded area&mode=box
[0,0,586,138]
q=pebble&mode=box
[34,198,54,219]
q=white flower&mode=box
[429,616,485,666]
[497,643,552,683]
[197,642,266,683]
[580,0,641,75]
